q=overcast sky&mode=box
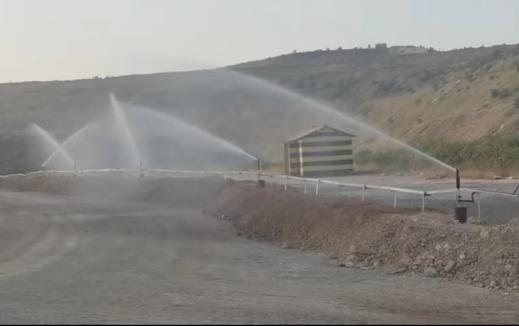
[1,0,518,83]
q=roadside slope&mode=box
[207,181,519,293]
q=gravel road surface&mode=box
[0,189,518,324]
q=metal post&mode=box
[304,183,307,194]
[315,179,320,196]
[73,161,77,178]
[422,192,426,212]
[257,159,261,182]
[476,192,481,223]
[361,184,366,202]
[393,191,397,208]
[284,175,288,191]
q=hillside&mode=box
[234,44,519,142]
[2,44,519,174]
[233,44,519,174]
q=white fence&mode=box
[0,168,506,221]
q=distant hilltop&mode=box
[246,43,519,64]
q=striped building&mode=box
[284,125,355,178]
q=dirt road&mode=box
[0,189,518,324]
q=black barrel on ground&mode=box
[455,206,467,223]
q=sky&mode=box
[0,0,518,83]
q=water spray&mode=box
[111,94,142,169]
[233,71,457,173]
[30,124,75,168]
[42,123,91,168]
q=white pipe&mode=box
[8,170,515,213]
[366,184,425,195]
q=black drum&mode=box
[455,206,467,223]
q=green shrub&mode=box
[356,134,519,172]
[354,148,426,171]
[490,88,513,99]
[424,134,519,170]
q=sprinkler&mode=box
[139,159,144,178]
[454,169,467,223]
[456,169,460,191]
[454,168,480,223]
[256,157,265,187]
[455,168,482,224]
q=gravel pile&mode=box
[208,181,519,293]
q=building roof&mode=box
[287,125,356,141]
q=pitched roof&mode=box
[287,125,356,141]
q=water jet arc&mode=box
[110,93,142,169]
[42,123,92,168]
[232,70,456,172]
[29,124,75,168]
[133,105,257,162]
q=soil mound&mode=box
[207,182,519,292]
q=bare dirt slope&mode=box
[235,44,519,144]
[0,176,519,324]
[208,181,519,294]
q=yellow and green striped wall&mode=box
[284,125,355,178]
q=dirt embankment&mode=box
[207,181,519,293]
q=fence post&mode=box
[422,192,426,211]
[393,191,397,208]
[284,175,288,191]
[361,184,366,202]
[315,179,320,196]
